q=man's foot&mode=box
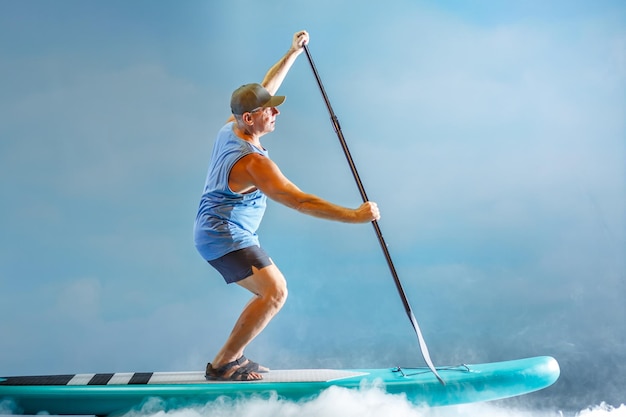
[205,356,267,381]
[241,356,270,373]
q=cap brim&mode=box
[264,95,285,108]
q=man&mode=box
[194,30,380,381]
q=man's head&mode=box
[231,83,285,115]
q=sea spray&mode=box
[115,386,624,417]
[577,403,626,417]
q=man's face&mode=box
[249,106,280,135]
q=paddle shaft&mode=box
[302,44,444,385]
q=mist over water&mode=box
[118,387,625,417]
[4,388,620,417]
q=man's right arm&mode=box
[236,153,379,224]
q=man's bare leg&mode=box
[210,262,287,380]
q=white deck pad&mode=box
[0,369,369,387]
[147,369,369,384]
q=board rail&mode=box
[0,356,560,416]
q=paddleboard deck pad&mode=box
[0,356,559,415]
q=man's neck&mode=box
[233,122,263,149]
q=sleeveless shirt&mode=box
[194,122,268,261]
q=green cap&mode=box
[230,83,286,115]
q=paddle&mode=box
[302,44,445,385]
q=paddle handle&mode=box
[303,44,444,385]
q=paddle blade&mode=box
[409,311,445,385]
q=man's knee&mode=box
[241,265,288,309]
[266,280,288,309]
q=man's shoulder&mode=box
[237,152,268,166]
[217,121,235,136]
[215,123,243,149]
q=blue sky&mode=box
[1,0,624,411]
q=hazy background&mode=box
[1,0,624,414]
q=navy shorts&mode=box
[208,246,273,284]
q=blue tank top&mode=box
[194,122,268,260]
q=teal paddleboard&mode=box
[0,356,559,416]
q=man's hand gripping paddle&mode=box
[302,43,445,385]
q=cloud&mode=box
[53,276,102,322]
[1,63,211,198]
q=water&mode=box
[118,389,626,417]
[3,386,622,417]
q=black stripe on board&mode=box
[0,374,75,386]
[88,373,115,385]
[128,372,153,384]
